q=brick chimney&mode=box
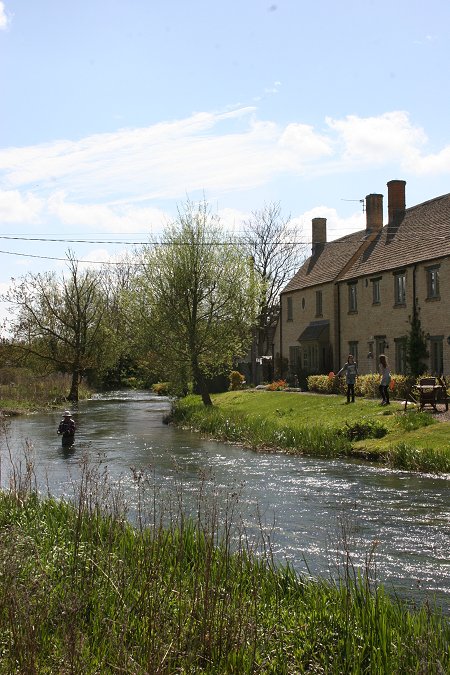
[312,217,327,255]
[365,193,383,233]
[387,179,406,223]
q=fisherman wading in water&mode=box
[57,410,76,441]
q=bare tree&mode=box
[243,202,307,382]
[3,253,111,401]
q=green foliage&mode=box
[307,373,410,400]
[2,254,115,401]
[0,368,91,409]
[396,411,436,432]
[132,199,261,405]
[307,374,339,394]
[0,491,448,673]
[229,370,245,390]
[339,419,388,441]
[389,442,450,473]
[151,381,170,396]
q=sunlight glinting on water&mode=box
[1,390,449,613]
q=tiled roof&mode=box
[282,192,450,293]
[281,231,364,293]
[339,193,450,281]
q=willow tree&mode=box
[3,254,111,401]
[135,200,259,405]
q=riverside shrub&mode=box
[229,371,245,390]
[307,373,410,400]
[266,379,287,391]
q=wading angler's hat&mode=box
[63,410,72,417]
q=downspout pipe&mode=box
[337,282,341,371]
[279,295,283,377]
[413,264,417,318]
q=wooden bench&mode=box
[405,376,449,412]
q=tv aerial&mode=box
[341,198,365,213]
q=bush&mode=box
[307,373,411,400]
[307,374,340,394]
[339,419,387,441]
[266,379,287,391]
[229,371,245,391]
[152,382,170,396]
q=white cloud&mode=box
[326,111,427,166]
[0,107,336,206]
[1,108,450,235]
[47,191,169,234]
[0,190,44,223]
[326,111,450,175]
[403,145,450,175]
[0,2,10,30]
[279,123,333,161]
[217,207,249,232]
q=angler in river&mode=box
[57,410,76,445]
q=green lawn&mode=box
[173,390,450,473]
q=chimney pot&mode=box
[387,179,406,223]
[312,217,327,255]
[365,194,383,232]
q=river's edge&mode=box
[171,392,450,474]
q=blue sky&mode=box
[1,0,450,294]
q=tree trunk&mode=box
[199,381,213,406]
[67,369,80,402]
[192,361,213,406]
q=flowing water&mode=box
[2,390,449,613]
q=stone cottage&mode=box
[274,180,450,380]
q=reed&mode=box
[0,368,91,410]
[388,442,450,473]
[0,435,448,673]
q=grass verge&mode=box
[173,391,450,473]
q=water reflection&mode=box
[1,390,449,613]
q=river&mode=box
[1,390,449,613]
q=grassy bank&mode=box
[0,478,448,673]
[173,391,450,473]
[0,369,92,414]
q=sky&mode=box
[1,0,450,300]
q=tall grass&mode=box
[0,367,91,410]
[0,426,448,673]
[389,442,450,473]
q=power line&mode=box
[0,249,143,266]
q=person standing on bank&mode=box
[337,354,358,403]
[378,354,391,405]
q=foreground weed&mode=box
[0,428,448,673]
